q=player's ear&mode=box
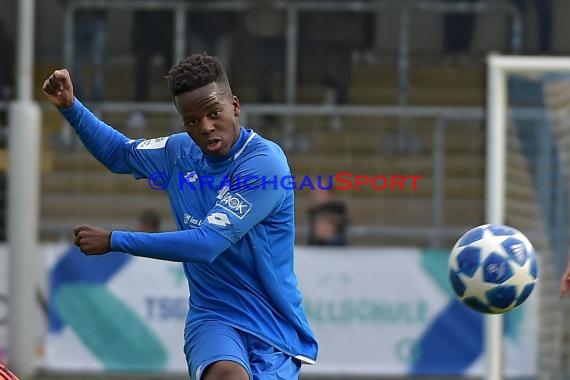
[232,95,240,117]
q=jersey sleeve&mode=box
[202,150,289,243]
[111,227,232,263]
[59,98,171,178]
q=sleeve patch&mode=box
[215,191,253,219]
[206,212,232,228]
[136,136,169,150]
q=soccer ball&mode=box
[448,224,538,314]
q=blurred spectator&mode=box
[70,8,108,101]
[442,0,479,61]
[137,208,162,233]
[299,8,363,129]
[299,10,360,105]
[127,10,174,129]
[353,2,378,66]
[510,0,553,53]
[55,3,107,149]
[188,1,236,77]
[244,0,286,104]
[307,188,348,246]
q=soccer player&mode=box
[42,54,318,379]
[0,362,19,380]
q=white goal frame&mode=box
[486,54,570,380]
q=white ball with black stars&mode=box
[448,224,538,314]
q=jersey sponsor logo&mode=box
[216,191,252,219]
[183,213,203,228]
[136,136,169,150]
[206,212,231,227]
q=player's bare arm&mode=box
[42,69,75,109]
[73,224,112,256]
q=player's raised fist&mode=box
[42,69,74,109]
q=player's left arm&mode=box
[74,224,231,263]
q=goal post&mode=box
[486,54,570,380]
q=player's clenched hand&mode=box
[42,69,74,109]
[74,224,111,255]
[559,265,570,298]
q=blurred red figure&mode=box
[0,362,19,380]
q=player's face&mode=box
[175,82,241,157]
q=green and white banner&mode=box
[42,245,537,375]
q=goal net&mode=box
[487,55,570,380]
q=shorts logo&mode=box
[206,212,231,227]
[136,136,169,150]
[216,192,252,219]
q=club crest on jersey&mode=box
[184,171,198,183]
[215,186,252,219]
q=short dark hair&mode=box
[165,54,231,97]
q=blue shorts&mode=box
[184,320,301,380]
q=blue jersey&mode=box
[60,99,318,364]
